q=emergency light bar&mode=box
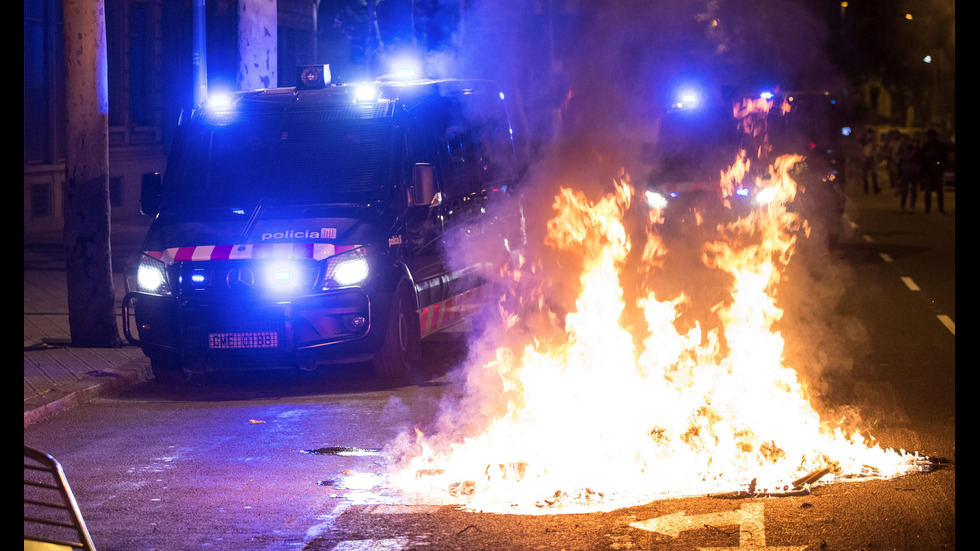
[297,65,331,90]
[670,87,702,111]
[353,85,381,103]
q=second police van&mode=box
[123,65,522,383]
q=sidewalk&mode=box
[23,182,953,428]
[25,217,153,428]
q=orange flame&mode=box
[388,98,919,514]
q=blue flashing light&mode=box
[353,85,380,103]
[394,66,417,80]
[671,87,702,110]
[676,92,699,110]
[202,91,238,123]
[385,55,423,81]
[206,93,233,110]
[264,260,307,292]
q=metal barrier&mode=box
[24,446,97,551]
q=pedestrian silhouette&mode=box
[884,129,902,189]
[859,128,881,194]
[919,129,948,214]
[897,135,920,214]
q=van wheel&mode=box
[372,279,421,380]
[150,353,195,384]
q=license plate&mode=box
[208,332,279,349]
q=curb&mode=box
[24,359,153,428]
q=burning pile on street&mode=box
[385,97,924,514]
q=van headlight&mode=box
[645,190,669,210]
[321,247,370,290]
[134,255,173,296]
[754,186,778,206]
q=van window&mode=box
[653,108,739,183]
[162,114,393,207]
[459,94,517,190]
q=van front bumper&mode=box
[123,288,392,369]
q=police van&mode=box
[123,65,522,383]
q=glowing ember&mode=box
[385,97,922,513]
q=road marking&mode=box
[305,501,352,543]
[631,502,805,550]
[367,504,441,514]
[879,253,893,263]
[883,265,952,333]
[863,234,874,243]
[938,315,955,335]
[332,538,409,550]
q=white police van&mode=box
[123,66,521,383]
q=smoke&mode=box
[454,0,843,158]
[387,0,867,473]
[776,223,870,420]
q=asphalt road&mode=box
[24,183,954,550]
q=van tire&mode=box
[150,353,195,384]
[371,279,422,380]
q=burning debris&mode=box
[792,463,838,490]
[301,446,383,457]
[384,95,926,513]
[536,488,605,509]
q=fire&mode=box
[385,98,921,514]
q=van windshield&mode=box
[162,114,392,207]
[651,108,739,184]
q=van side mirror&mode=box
[140,172,162,216]
[410,163,441,208]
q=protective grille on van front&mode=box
[285,103,392,121]
[177,259,320,298]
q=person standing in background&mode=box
[919,129,948,214]
[859,128,881,194]
[884,129,902,189]
[897,135,920,214]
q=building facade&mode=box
[24,0,319,238]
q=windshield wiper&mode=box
[239,196,273,243]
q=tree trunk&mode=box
[238,0,278,91]
[61,0,120,348]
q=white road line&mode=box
[368,504,441,514]
[305,501,352,543]
[332,537,409,550]
[866,229,952,336]
[938,315,955,335]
